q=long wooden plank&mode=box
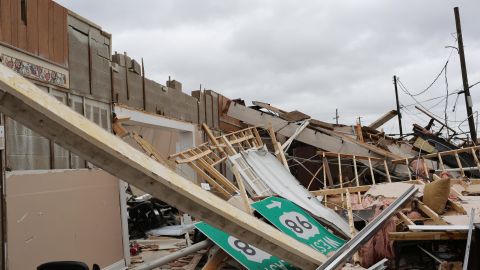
[368,110,397,129]
[389,231,467,241]
[52,2,65,65]
[0,0,12,43]
[0,63,325,269]
[26,0,39,55]
[10,0,19,47]
[416,201,448,225]
[37,0,50,59]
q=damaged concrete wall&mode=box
[112,53,199,123]
[68,14,112,102]
[6,169,124,270]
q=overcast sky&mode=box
[56,0,480,136]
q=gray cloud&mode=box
[56,0,480,135]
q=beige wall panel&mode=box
[6,169,124,269]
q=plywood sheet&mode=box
[6,169,124,269]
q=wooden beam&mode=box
[231,164,253,215]
[384,160,392,183]
[397,211,415,226]
[389,231,467,241]
[201,249,229,270]
[416,201,448,225]
[368,110,398,130]
[311,185,372,196]
[454,152,465,177]
[319,152,383,161]
[0,65,325,269]
[202,123,225,155]
[267,124,289,169]
[355,124,364,143]
[353,155,362,204]
[338,153,344,203]
[368,157,376,184]
[438,153,446,171]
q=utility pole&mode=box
[454,7,477,143]
[357,116,362,126]
[333,108,339,124]
[393,75,403,137]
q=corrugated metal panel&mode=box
[241,148,351,237]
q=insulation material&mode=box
[241,148,351,236]
[6,169,125,270]
[358,214,396,267]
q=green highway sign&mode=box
[195,222,298,270]
[252,197,346,255]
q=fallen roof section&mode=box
[0,61,325,269]
[227,102,401,159]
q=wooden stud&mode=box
[307,165,323,190]
[470,148,480,173]
[267,124,289,169]
[454,152,465,177]
[338,154,344,203]
[353,155,362,204]
[179,155,231,199]
[383,159,392,183]
[231,164,253,215]
[252,127,264,147]
[323,152,328,207]
[397,211,415,226]
[389,231,467,241]
[416,200,448,225]
[422,157,429,179]
[345,190,359,263]
[202,249,229,270]
[447,199,466,214]
[220,136,237,156]
[405,158,412,181]
[368,157,376,184]
[437,153,446,171]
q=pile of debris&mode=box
[1,59,479,270]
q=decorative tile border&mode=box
[0,54,67,87]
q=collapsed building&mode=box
[0,1,479,270]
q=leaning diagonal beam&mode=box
[0,65,324,269]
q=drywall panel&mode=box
[6,169,124,270]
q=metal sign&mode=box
[195,222,297,270]
[252,197,346,255]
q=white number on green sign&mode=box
[227,236,272,263]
